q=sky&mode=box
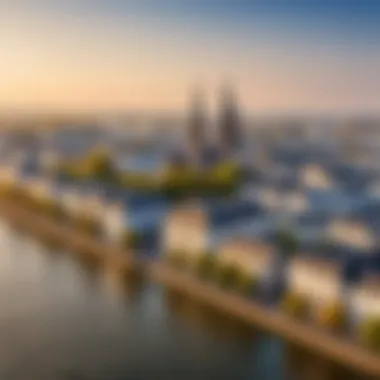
[1,0,380,115]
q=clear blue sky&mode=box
[1,0,379,114]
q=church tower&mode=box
[217,83,241,156]
[187,87,206,161]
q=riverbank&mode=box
[0,200,379,378]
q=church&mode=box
[167,84,243,170]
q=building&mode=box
[300,163,336,191]
[102,191,169,250]
[162,198,263,260]
[217,84,241,156]
[326,217,378,252]
[287,256,343,314]
[218,238,275,282]
[349,274,380,323]
[187,88,207,164]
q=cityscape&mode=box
[1,1,380,380]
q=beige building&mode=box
[61,188,86,217]
[326,218,377,251]
[282,191,309,214]
[257,187,282,211]
[300,164,335,190]
[218,238,275,279]
[287,256,342,312]
[349,275,380,321]
[102,202,126,243]
[27,177,55,202]
[162,203,208,259]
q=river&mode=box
[0,220,368,380]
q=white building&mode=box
[26,177,55,202]
[61,187,87,217]
[287,256,342,313]
[162,204,207,260]
[102,201,126,244]
[326,218,377,251]
[300,163,335,190]
[349,275,380,322]
[218,238,275,280]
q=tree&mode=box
[74,215,101,237]
[316,301,346,333]
[121,231,143,251]
[281,291,308,319]
[195,253,217,280]
[216,263,241,290]
[269,228,299,301]
[235,272,257,297]
[359,317,380,352]
[84,147,116,182]
[274,228,299,258]
[168,250,188,270]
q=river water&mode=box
[0,220,369,380]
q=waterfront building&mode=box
[26,177,56,202]
[287,256,342,315]
[349,274,380,323]
[218,238,275,283]
[102,191,169,250]
[162,198,262,260]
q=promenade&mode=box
[1,200,379,378]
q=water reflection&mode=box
[0,220,373,380]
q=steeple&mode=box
[187,86,206,158]
[218,82,241,155]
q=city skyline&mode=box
[1,1,380,115]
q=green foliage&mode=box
[235,272,257,296]
[121,231,143,250]
[281,291,308,319]
[74,215,101,237]
[57,146,117,183]
[215,262,257,296]
[195,253,217,280]
[83,147,116,182]
[316,301,346,332]
[216,263,242,290]
[167,250,188,270]
[274,228,299,257]
[359,317,380,352]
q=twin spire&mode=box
[187,83,241,156]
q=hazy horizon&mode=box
[2,1,380,115]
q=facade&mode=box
[162,205,207,258]
[103,201,126,244]
[218,238,275,280]
[287,256,342,313]
[162,199,263,259]
[326,218,377,251]
[300,163,335,190]
[349,275,380,322]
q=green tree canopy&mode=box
[274,228,299,257]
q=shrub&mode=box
[121,231,143,250]
[235,272,257,297]
[74,215,101,237]
[281,291,309,319]
[195,253,217,281]
[167,250,188,270]
[316,301,346,332]
[359,317,380,352]
[216,263,242,291]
